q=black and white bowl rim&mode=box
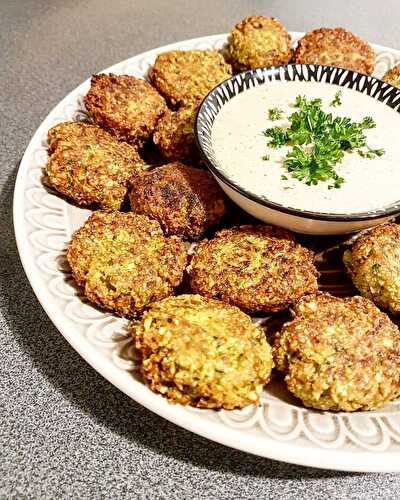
[195,64,400,222]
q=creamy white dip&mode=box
[211,81,400,214]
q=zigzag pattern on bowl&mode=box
[19,34,400,456]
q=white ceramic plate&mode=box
[13,33,400,472]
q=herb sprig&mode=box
[262,95,385,188]
[330,91,342,107]
[268,107,284,121]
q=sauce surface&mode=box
[211,81,400,214]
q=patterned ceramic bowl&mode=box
[195,64,400,235]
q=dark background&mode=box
[1,1,400,498]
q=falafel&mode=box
[228,16,293,72]
[382,64,400,88]
[84,74,167,144]
[273,293,400,411]
[187,225,319,313]
[153,103,199,162]
[133,294,273,409]
[149,50,232,107]
[67,211,187,317]
[129,162,226,239]
[46,121,144,210]
[343,223,400,315]
[294,27,375,75]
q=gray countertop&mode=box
[2,0,400,498]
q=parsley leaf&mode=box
[330,91,342,107]
[357,147,385,159]
[268,107,284,121]
[294,95,322,110]
[360,116,376,129]
[263,127,288,148]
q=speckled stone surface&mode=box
[2,0,400,497]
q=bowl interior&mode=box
[195,64,400,222]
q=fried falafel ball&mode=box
[46,122,144,210]
[133,294,273,409]
[67,211,187,317]
[228,16,293,72]
[294,27,375,75]
[187,225,319,313]
[382,64,400,88]
[149,50,232,107]
[84,74,167,144]
[129,162,226,239]
[273,293,400,411]
[152,103,199,162]
[343,224,400,315]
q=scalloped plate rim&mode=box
[13,32,400,473]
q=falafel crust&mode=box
[133,294,273,409]
[294,27,375,75]
[273,293,400,411]
[187,225,319,313]
[46,122,144,210]
[149,50,232,107]
[67,211,187,317]
[343,223,400,315]
[129,162,226,239]
[228,16,293,72]
[153,104,199,162]
[382,64,400,88]
[84,74,167,144]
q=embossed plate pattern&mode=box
[13,33,400,472]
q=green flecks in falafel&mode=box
[67,211,187,317]
[133,294,273,409]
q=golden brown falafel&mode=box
[152,103,199,162]
[187,225,319,313]
[273,293,400,411]
[294,27,375,75]
[46,122,144,210]
[228,15,293,72]
[129,162,226,239]
[67,211,187,317]
[343,223,400,315]
[382,64,400,88]
[133,294,273,409]
[149,50,232,107]
[84,74,167,144]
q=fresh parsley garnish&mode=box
[295,95,322,109]
[360,116,376,129]
[262,127,288,148]
[262,154,270,161]
[268,107,284,121]
[330,91,342,107]
[261,95,385,188]
[357,147,385,159]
